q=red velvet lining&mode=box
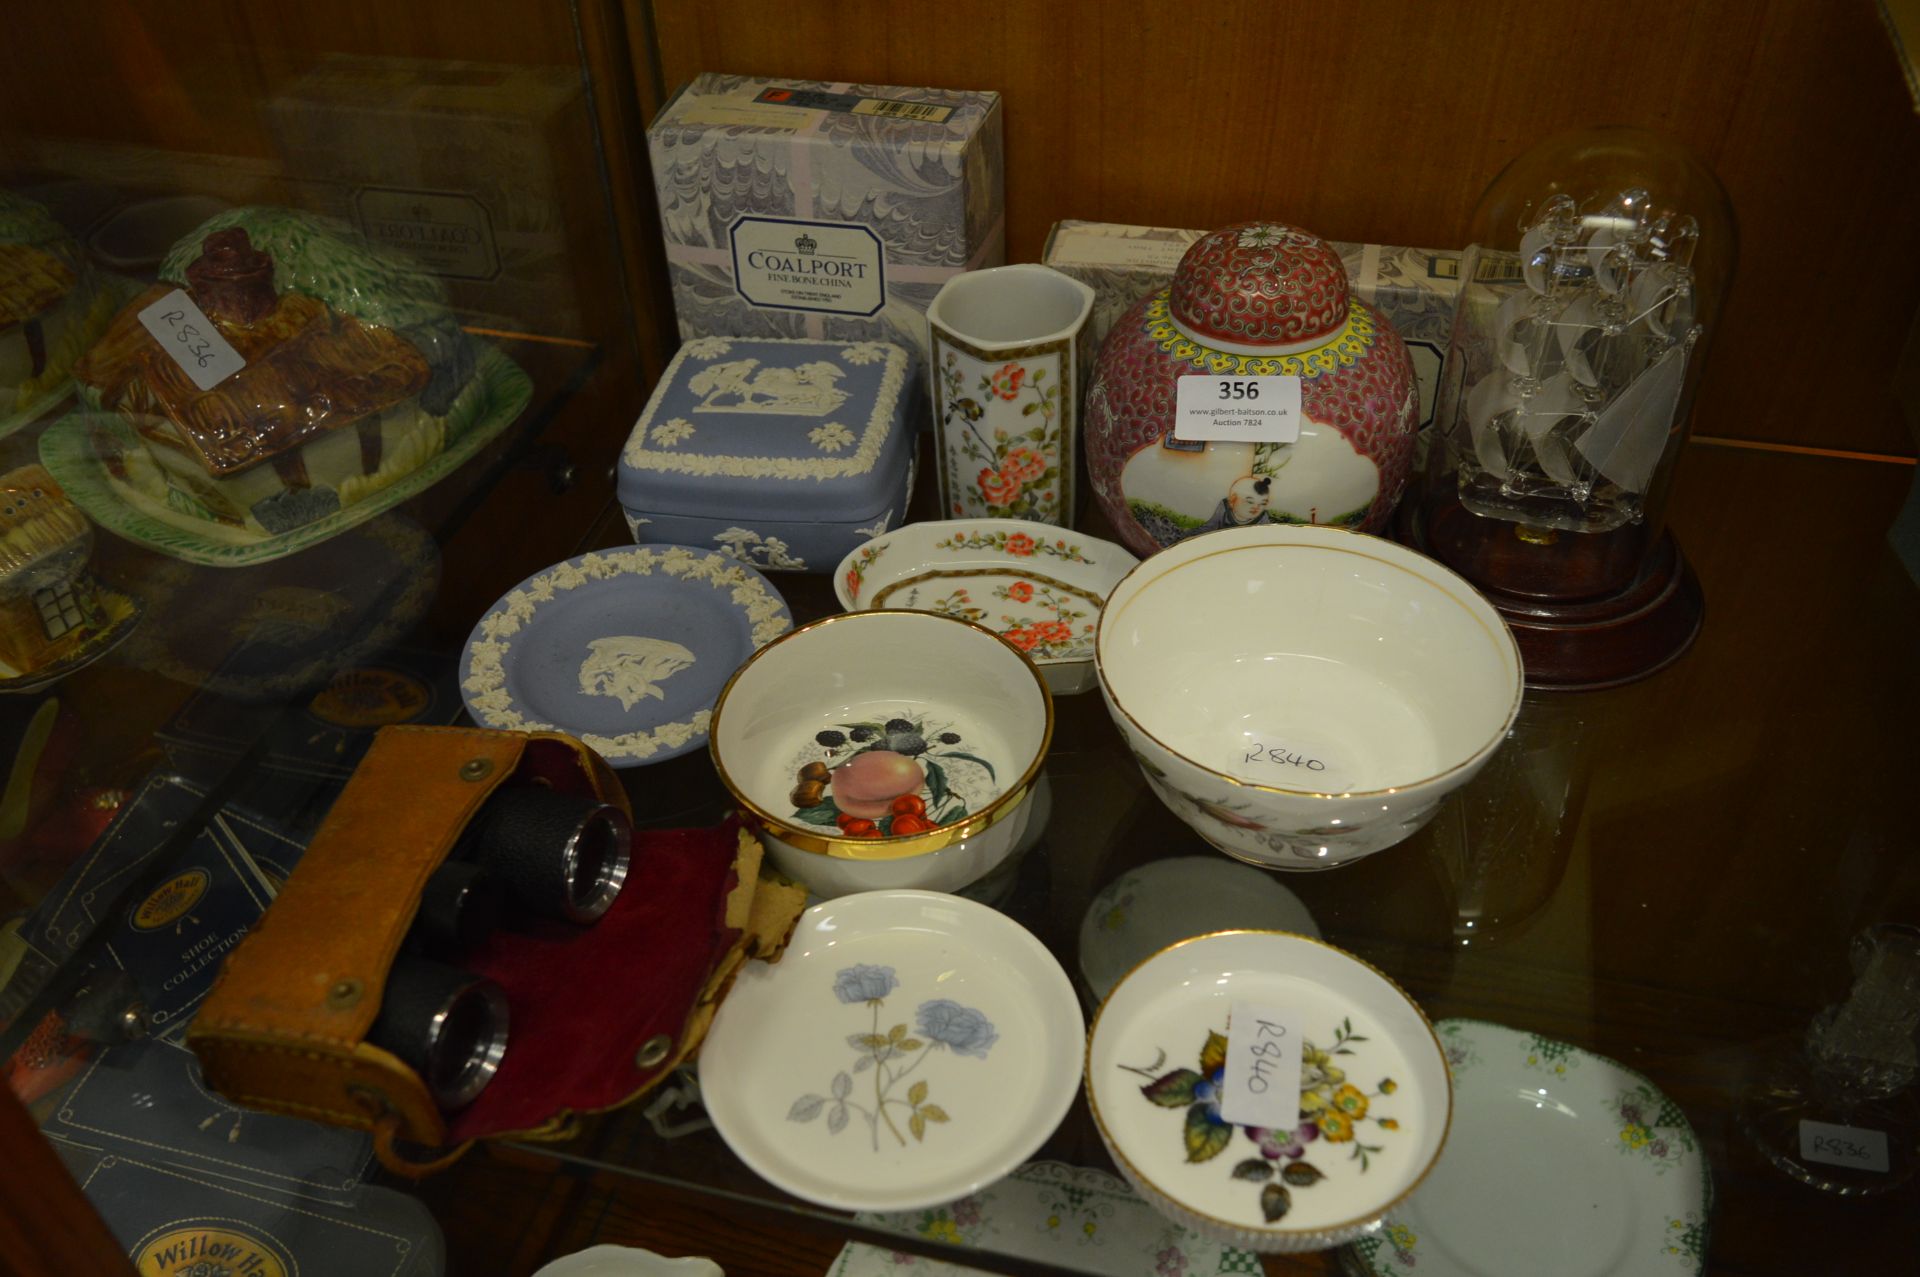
[445,747,743,1141]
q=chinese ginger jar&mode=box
[1084,222,1420,555]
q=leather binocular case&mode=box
[188,725,806,1175]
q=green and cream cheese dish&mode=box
[71,206,502,539]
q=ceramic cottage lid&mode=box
[619,337,914,523]
[1170,223,1350,349]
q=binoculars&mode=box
[366,786,631,1110]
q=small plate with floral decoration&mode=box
[1342,1019,1710,1277]
[699,888,1085,1211]
[460,545,791,767]
[1086,930,1451,1253]
[834,518,1136,695]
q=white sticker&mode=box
[851,97,953,123]
[1050,231,1194,270]
[1798,1120,1890,1173]
[136,289,246,392]
[1217,1001,1304,1129]
[1174,375,1302,444]
[729,215,885,317]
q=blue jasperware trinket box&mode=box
[617,336,916,573]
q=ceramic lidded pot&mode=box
[617,337,917,574]
[1084,223,1420,556]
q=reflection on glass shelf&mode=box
[1738,924,1920,1196]
[1427,691,1590,948]
[0,330,600,1064]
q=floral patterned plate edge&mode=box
[698,889,1085,1212]
[1345,1019,1711,1277]
[836,1159,1262,1275]
[833,518,1137,694]
[460,544,791,767]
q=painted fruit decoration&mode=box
[788,715,997,838]
[1083,222,1420,556]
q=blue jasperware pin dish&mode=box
[459,545,792,766]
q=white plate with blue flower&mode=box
[699,889,1085,1212]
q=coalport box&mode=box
[646,74,1004,366]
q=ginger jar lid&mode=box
[1169,222,1349,349]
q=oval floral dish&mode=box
[699,889,1085,1212]
[833,518,1136,696]
[1086,930,1451,1253]
[1345,1020,1711,1277]
[460,545,791,767]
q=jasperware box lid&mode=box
[619,336,915,523]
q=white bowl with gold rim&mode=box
[833,518,1137,695]
[710,609,1052,899]
[1085,929,1452,1253]
[1094,523,1522,871]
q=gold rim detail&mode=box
[1092,526,1524,801]
[1082,928,1453,1242]
[708,609,1055,861]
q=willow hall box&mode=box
[617,337,916,573]
[646,74,1004,362]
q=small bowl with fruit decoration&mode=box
[709,609,1053,898]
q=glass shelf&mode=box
[489,439,1920,1275]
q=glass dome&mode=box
[1430,128,1735,542]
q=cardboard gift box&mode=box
[1043,219,1463,433]
[267,55,597,336]
[648,74,1004,364]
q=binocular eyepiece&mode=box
[404,788,634,952]
[367,786,631,1112]
[462,785,632,926]
[370,959,512,1111]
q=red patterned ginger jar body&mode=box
[1084,222,1420,555]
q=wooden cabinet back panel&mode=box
[642,0,1920,457]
